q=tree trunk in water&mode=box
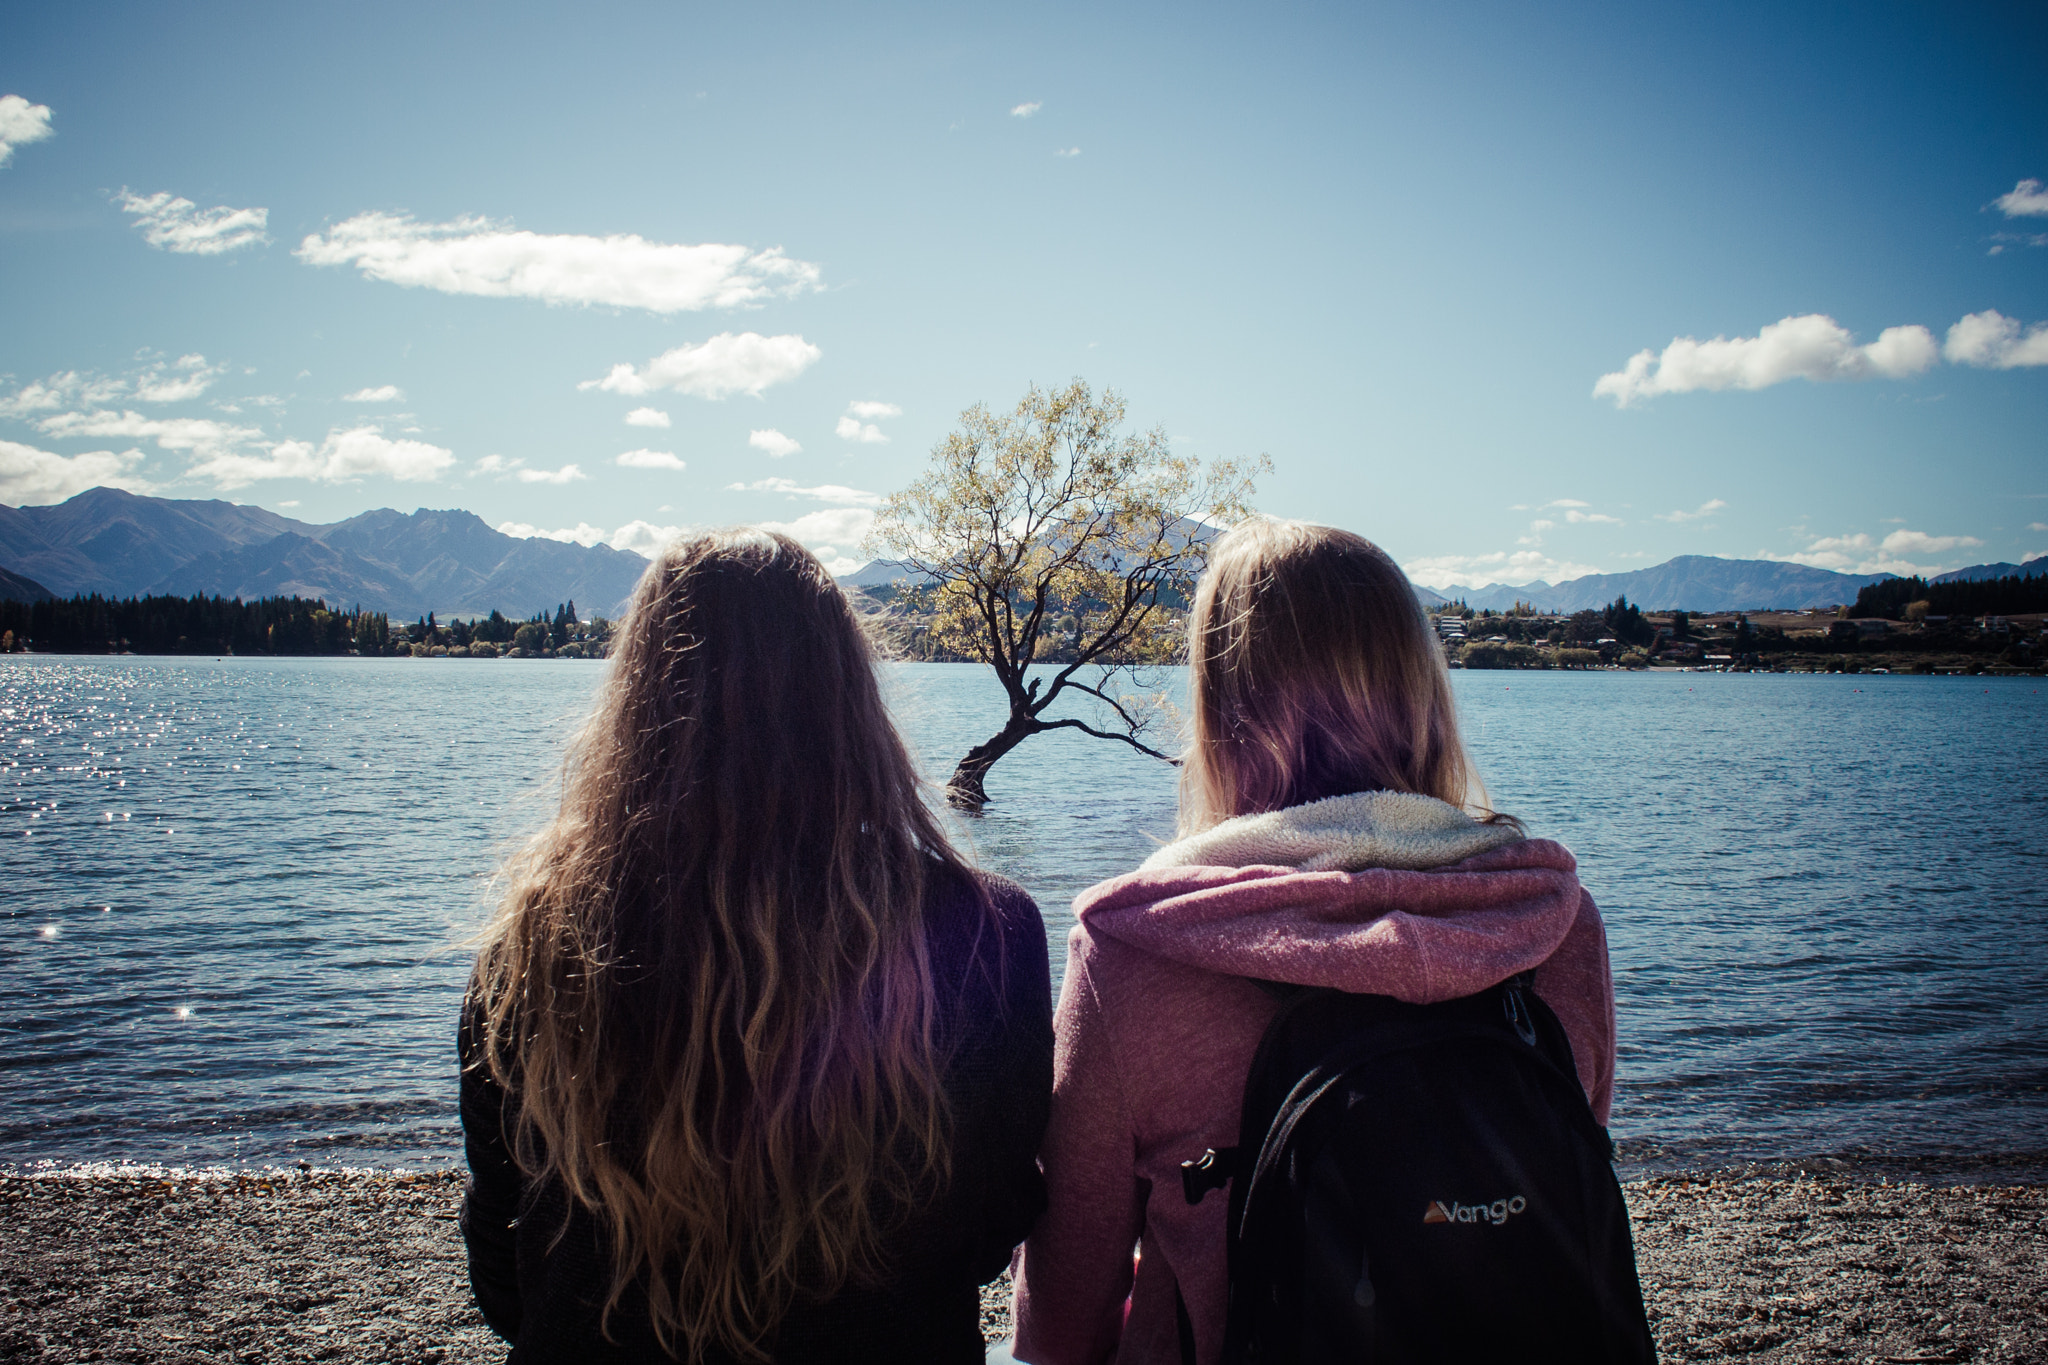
[946,714,1040,810]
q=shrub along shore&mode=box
[1,1166,2042,1362]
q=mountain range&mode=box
[5,488,2040,618]
[849,550,2046,614]
[0,488,650,619]
[1433,552,2047,613]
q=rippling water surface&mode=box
[2,657,2043,1172]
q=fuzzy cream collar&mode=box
[1139,790,1523,873]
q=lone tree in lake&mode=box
[868,379,1264,809]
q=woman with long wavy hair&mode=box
[461,530,1052,1364]
[1013,517,1619,1364]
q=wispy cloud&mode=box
[1525,497,1622,526]
[1399,549,1603,590]
[184,426,457,489]
[133,355,225,402]
[496,513,876,573]
[1595,315,1937,406]
[582,333,822,399]
[1993,178,2048,218]
[624,407,671,428]
[1653,499,1728,523]
[37,409,264,464]
[2,356,223,417]
[834,399,899,444]
[497,518,691,558]
[1010,101,1042,118]
[758,507,875,576]
[0,439,149,504]
[297,213,822,313]
[726,476,881,506]
[1772,528,1984,576]
[516,463,586,484]
[616,449,686,471]
[749,428,801,458]
[116,190,269,255]
[1056,147,1082,158]
[1944,310,2048,369]
[0,95,54,169]
[341,384,404,403]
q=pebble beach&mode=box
[1,1167,2042,1363]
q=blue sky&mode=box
[1,1,2043,586]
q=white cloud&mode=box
[497,521,610,547]
[833,398,900,444]
[0,373,118,419]
[835,416,887,443]
[342,385,405,403]
[1594,315,1938,406]
[496,518,688,557]
[1564,509,1622,525]
[1056,147,1082,158]
[581,332,822,399]
[0,439,149,504]
[1542,498,1590,509]
[472,454,515,476]
[749,428,801,458]
[607,520,689,556]
[1878,530,1984,556]
[37,409,264,462]
[182,426,456,489]
[115,190,268,255]
[297,212,821,313]
[758,507,876,576]
[1653,498,1728,523]
[516,463,587,484]
[2030,522,2048,533]
[616,449,687,471]
[1772,528,1985,576]
[1399,549,1603,590]
[0,95,54,168]
[133,355,225,403]
[1011,101,1042,118]
[2,356,221,417]
[1994,179,2048,218]
[1943,309,2048,369]
[624,407,671,428]
[726,476,881,506]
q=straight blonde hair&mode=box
[1181,517,1506,833]
[470,529,989,1360]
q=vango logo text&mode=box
[1422,1195,1528,1226]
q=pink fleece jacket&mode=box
[1011,837,1617,1365]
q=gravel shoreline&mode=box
[3,1168,2043,1363]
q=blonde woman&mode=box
[462,530,1052,1363]
[1013,518,1618,1364]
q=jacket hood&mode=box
[1078,793,1583,1004]
[1139,790,1523,872]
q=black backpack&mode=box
[1177,973,1656,1364]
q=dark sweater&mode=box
[459,870,1053,1364]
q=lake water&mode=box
[2,657,2044,1177]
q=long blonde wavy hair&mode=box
[470,529,985,1360]
[1181,517,1508,833]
